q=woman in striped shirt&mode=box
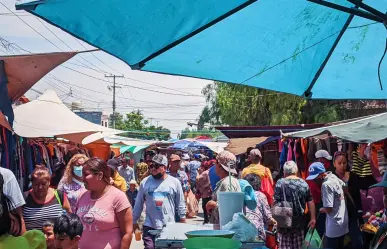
[23,166,71,231]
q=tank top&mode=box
[23,190,64,231]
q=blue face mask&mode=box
[73,166,83,177]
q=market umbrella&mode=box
[16,0,387,99]
[13,90,123,144]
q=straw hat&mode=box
[129,180,138,186]
[216,151,237,175]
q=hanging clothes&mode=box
[351,149,377,190]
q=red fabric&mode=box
[306,162,324,204]
[307,180,322,204]
[261,168,274,206]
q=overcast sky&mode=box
[1,0,211,138]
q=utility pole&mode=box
[105,74,123,129]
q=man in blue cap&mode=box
[306,162,348,249]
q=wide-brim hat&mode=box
[216,151,237,175]
[129,180,138,186]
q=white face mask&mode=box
[73,166,83,177]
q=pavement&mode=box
[130,207,205,249]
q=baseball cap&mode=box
[107,159,119,170]
[306,162,326,180]
[216,151,237,175]
[250,149,262,158]
[152,154,168,167]
[182,154,190,160]
[315,150,332,161]
[170,154,181,162]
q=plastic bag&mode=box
[187,190,199,217]
[222,212,258,242]
[302,228,322,249]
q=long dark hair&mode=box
[0,173,22,236]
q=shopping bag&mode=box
[187,190,199,217]
[303,228,322,249]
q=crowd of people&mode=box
[0,145,386,249]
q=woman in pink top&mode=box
[75,157,133,249]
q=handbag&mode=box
[271,184,293,229]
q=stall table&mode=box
[154,223,266,249]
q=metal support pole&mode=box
[105,74,123,129]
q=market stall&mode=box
[169,139,227,154]
[13,90,123,144]
[154,222,265,249]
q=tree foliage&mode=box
[109,110,171,140]
[198,82,384,126]
[179,127,222,139]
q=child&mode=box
[54,213,83,249]
[42,220,55,249]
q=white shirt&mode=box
[118,166,135,186]
[0,167,25,210]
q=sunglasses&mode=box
[149,163,163,169]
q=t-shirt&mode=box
[132,175,186,229]
[208,166,220,191]
[0,167,25,210]
[187,161,201,182]
[212,176,241,202]
[168,170,190,193]
[23,190,65,231]
[210,176,242,224]
[75,186,131,249]
[57,178,85,212]
[118,166,135,187]
[241,164,273,185]
[274,178,313,219]
[321,172,349,238]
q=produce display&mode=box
[362,210,386,234]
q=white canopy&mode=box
[13,90,122,144]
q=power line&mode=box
[49,76,206,106]
[35,17,113,74]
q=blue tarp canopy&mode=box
[16,0,387,99]
[285,112,387,143]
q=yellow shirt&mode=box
[113,171,128,192]
[241,164,273,185]
[0,230,46,249]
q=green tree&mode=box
[179,127,222,139]
[199,82,383,126]
[109,110,171,140]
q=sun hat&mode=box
[152,154,168,167]
[306,162,326,180]
[129,179,138,186]
[249,149,262,158]
[170,154,181,162]
[216,151,237,175]
[315,150,332,161]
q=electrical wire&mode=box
[378,22,387,90]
